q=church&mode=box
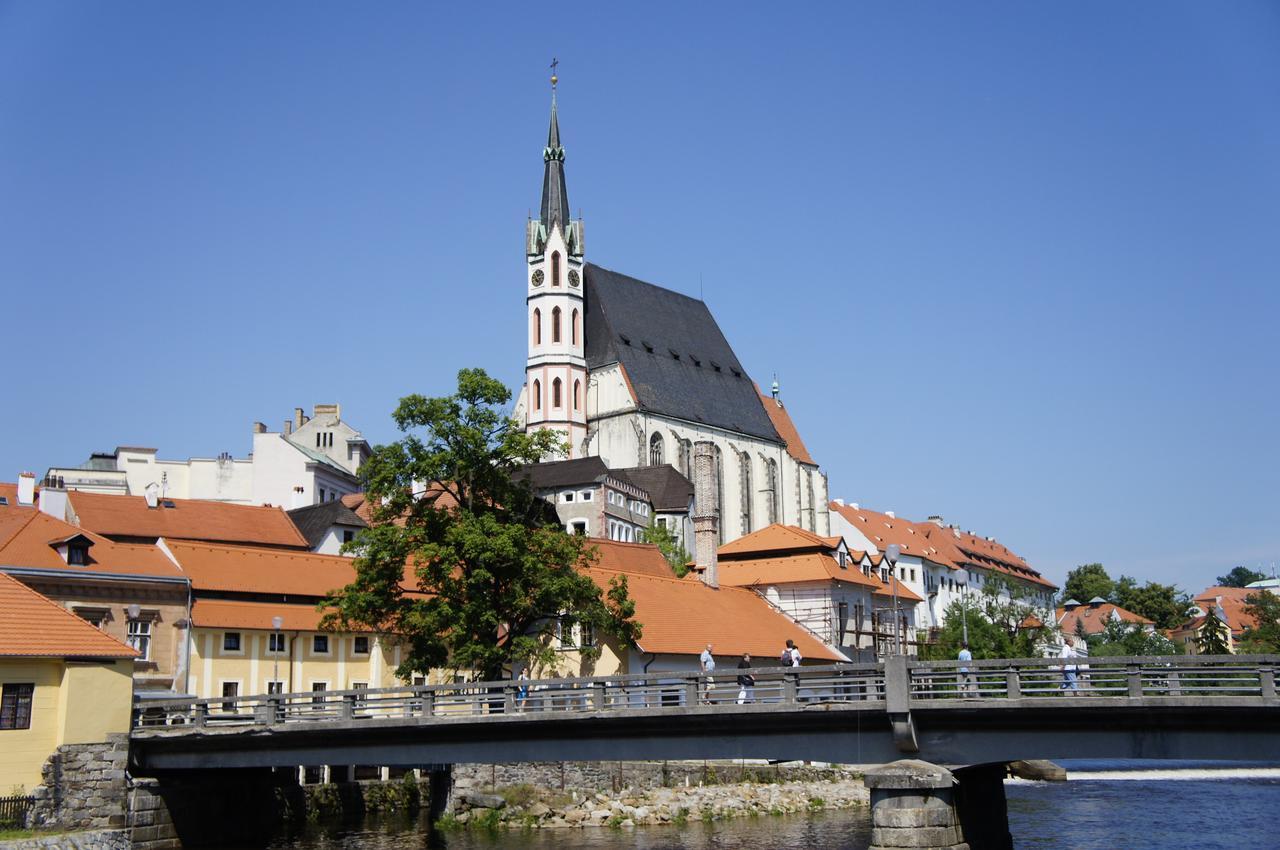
[514,81,829,543]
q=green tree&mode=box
[1061,563,1114,605]
[1086,618,1178,657]
[1237,589,1280,653]
[919,598,1008,661]
[322,368,641,681]
[1216,566,1267,588]
[638,518,691,577]
[1112,578,1191,631]
[1195,611,1231,655]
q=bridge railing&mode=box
[907,655,1279,701]
[132,663,888,729]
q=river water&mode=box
[263,764,1280,850]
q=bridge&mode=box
[131,654,1280,772]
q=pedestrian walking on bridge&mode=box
[736,653,755,704]
[699,643,716,704]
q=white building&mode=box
[513,83,828,544]
[46,404,370,509]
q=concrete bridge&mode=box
[123,655,1279,850]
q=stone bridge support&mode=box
[953,763,1014,850]
[865,760,968,850]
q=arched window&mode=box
[680,439,692,475]
[739,451,753,535]
[552,252,561,286]
[805,468,816,532]
[552,307,562,343]
[713,445,725,544]
[571,309,579,345]
[573,379,581,410]
[532,379,542,411]
[649,433,665,466]
[765,457,779,525]
[532,309,541,346]
[552,378,562,408]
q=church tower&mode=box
[524,72,587,457]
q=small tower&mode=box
[524,68,587,458]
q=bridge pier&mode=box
[426,764,453,822]
[864,760,969,850]
[953,763,1013,850]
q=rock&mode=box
[564,809,586,824]
[528,802,551,817]
[459,791,507,809]
[1009,760,1067,782]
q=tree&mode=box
[1061,563,1114,605]
[638,518,691,577]
[920,578,1048,662]
[1112,578,1191,631]
[1195,611,1231,655]
[1237,590,1280,653]
[322,368,641,682]
[1086,618,1177,657]
[1216,566,1267,588]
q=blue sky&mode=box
[2,2,1277,591]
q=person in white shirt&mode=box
[1059,639,1079,692]
[699,643,715,704]
[957,643,976,696]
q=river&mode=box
[262,763,1280,850]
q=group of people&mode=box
[699,640,804,705]
[955,637,1082,696]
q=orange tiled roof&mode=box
[68,491,308,548]
[587,567,844,662]
[829,502,951,567]
[0,511,183,578]
[873,575,924,604]
[912,520,1056,590]
[0,571,138,658]
[715,552,880,589]
[587,539,678,578]
[191,598,371,632]
[164,540,363,596]
[756,389,816,466]
[1056,602,1153,637]
[1191,587,1262,635]
[0,483,35,512]
[718,524,837,559]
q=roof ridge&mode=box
[0,572,137,657]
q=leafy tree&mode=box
[638,518,691,577]
[1112,578,1191,631]
[1061,563,1114,605]
[1195,611,1231,655]
[322,368,641,681]
[920,582,1046,661]
[1216,566,1267,588]
[1237,589,1280,653]
[1086,618,1178,657]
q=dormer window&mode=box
[68,543,88,566]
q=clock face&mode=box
[568,269,580,287]
[531,269,545,286]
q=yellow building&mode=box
[0,572,136,791]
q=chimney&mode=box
[294,408,307,430]
[283,420,293,436]
[16,472,35,506]
[39,474,69,520]
[144,482,160,509]
[314,403,340,421]
[291,486,307,510]
[885,510,896,519]
[927,515,945,527]
[252,422,267,434]
[850,502,859,510]
[692,441,719,589]
[832,498,844,507]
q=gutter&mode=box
[0,565,191,586]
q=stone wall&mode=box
[26,737,129,831]
[0,829,129,850]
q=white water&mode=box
[1005,766,1280,783]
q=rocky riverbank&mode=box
[444,772,869,829]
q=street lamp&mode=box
[271,615,284,692]
[885,544,902,655]
[954,569,970,646]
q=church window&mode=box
[533,309,542,346]
[805,469,816,532]
[649,433,664,466]
[533,380,542,411]
[739,452,752,535]
[573,379,581,410]
[765,457,779,525]
[572,309,579,345]
[681,439,692,476]
[713,445,725,544]
[552,252,561,286]
[552,307,562,343]
[552,378,562,408]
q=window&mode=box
[649,433,664,466]
[579,621,595,648]
[533,379,542,411]
[765,458,780,525]
[68,543,88,566]
[319,487,326,503]
[267,681,284,695]
[221,681,239,713]
[580,490,592,502]
[573,379,581,410]
[351,682,368,709]
[127,618,151,661]
[552,251,561,286]
[311,682,327,707]
[0,683,34,730]
[562,491,575,503]
[223,632,242,652]
[570,520,587,535]
[532,308,542,345]
[269,632,286,653]
[342,529,355,544]
[571,309,580,345]
[353,636,370,655]
[312,635,330,654]
[713,445,725,544]
[316,432,322,448]
[552,378,562,408]
[552,307,562,343]
[739,451,753,535]
[556,618,575,649]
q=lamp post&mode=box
[954,569,970,646]
[271,615,284,692]
[885,544,902,655]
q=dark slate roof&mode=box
[287,500,367,550]
[583,264,783,444]
[613,465,694,512]
[540,94,570,231]
[515,457,611,490]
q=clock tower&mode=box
[523,74,587,457]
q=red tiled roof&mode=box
[0,483,36,512]
[718,524,837,559]
[191,598,370,632]
[0,571,137,658]
[756,390,817,466]
[587,567,844,662]
[829,502,950,567]
[587,539,678,578]
[1191,587,1262,635]
[68,491,308,548]
[1056,602,1153,637]
[0,511,182,578]
[715,552,882,589]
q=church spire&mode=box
[540,69,570,232]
